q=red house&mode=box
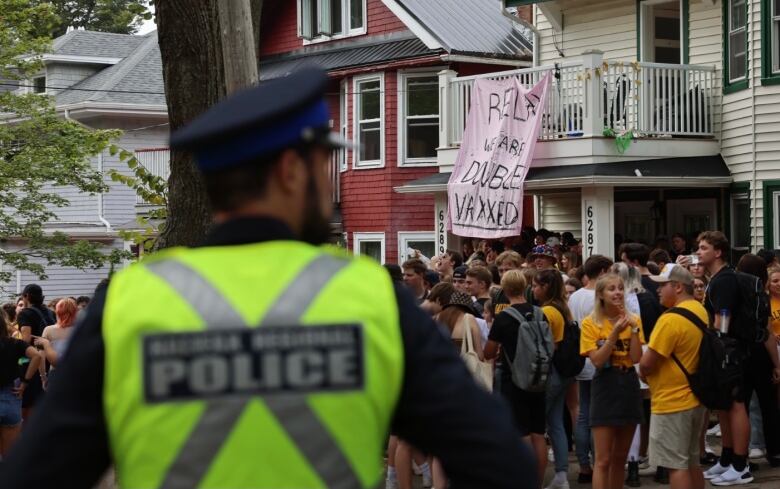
[259,0,532,264]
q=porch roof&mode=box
[395,155,732,193]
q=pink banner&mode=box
[447,73,551,238]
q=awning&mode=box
[395,156,732,193]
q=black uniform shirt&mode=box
[0,217,535,489]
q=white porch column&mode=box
[435,193,449,257]
[581,50,604,138]
[438,69,456,150]
[581,186,615,261]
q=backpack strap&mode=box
[502,306,526,324]
[665,307,708,379]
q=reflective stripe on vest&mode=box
[144,255,362,489]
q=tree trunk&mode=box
[154,0,225,248]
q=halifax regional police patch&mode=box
[142,325,364,402]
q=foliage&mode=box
[33,0,153,38]
[0,0,131,286]
[108,148,167,255]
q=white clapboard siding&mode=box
[538,192,582,238]
[1,241,125,301]
[535,0,637,65]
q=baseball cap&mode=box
[21,283,42,297]
[649,264,693,285]
[453,265,468,280]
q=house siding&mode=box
[45,63,100,94]
[535,0,638,64]
[538,192,582,239]
[341,70,437,263]
[259,0,407,57]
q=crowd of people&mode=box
[385,228,780,489]
[0,285,90,456]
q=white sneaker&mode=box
[638,464,657,476]
[707,424,722,437]
[703,463,730,480]
[749,448,765,460]
[711,466,754,486]
[638,456,650,470]
[544,477,570,489]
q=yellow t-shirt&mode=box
[580,313,645,369]
[770,296,780,336]
[646,299,707,414]
[542,305,565,343]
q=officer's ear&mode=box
[273,148,308,195]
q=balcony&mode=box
[437,51,719,170]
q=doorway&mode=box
[639,0,686,63]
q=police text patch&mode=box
[143,325,364,402]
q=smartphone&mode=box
[688,254,699,265]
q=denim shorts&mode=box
[0,385,22,427]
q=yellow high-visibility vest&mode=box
[102,241,404,489]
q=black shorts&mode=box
[590,367,642,427]
[499,377,546,436]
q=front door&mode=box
[666,198,718,239]
[640,0,684,64]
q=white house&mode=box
[2,30,169,300]
[398,0,778,263]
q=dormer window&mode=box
[33,76,46,94]
[298,0,366,41]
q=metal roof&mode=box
[260,33,438,81]
[395,0,532,59]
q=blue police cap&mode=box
[169,67,351,173]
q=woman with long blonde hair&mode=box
[580,274,645,489]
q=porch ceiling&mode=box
[394,155,732,193]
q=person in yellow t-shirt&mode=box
[532,269,575,487]
[639,264,707,489]
[768,267,780,337]
[580,274,644,489]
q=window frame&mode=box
[397,231,436,265]
[297,0,367,44]
[763,180,780,249]
[761,0,780,85]
[397,70,442,167]
[339,79,348,172]
[723,0,749,93]
[729,190,751,251]
[352,73,385,169]
[636,0,689,64]
[353,232,386,264]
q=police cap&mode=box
[170,67,351,173]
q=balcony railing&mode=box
[440,52,716,148]
[330,146,342,204]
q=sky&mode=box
[137,4,157,35]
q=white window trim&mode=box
[297,0,367,44]
[772,0,780,74]
[639,0,686,64]
[773,190,780,249]
[728,0,748,83]
[397,231,436,264]
[353,73,385,169]
[353,232,386,264]
[339,79,348,172]
[730,192,750,250]
[397,69,442,167]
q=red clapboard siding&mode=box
[260,0,408,57]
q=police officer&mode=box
[1,68,535,489]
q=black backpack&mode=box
[668,307,743,410]
[552,316,585,378]
[732,271,770,344]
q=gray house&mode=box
[3,30,169,300]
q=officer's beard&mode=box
[299,166,332,246]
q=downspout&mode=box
[96,151,112,233]
[64,109,111,233]
[750,6,757,252]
